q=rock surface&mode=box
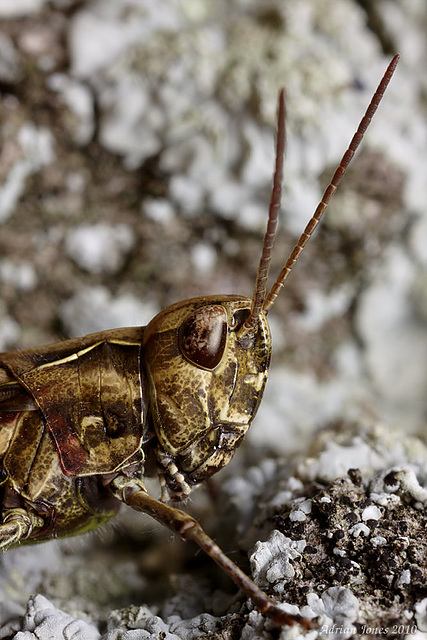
[0,1,426,638]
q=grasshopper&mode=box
[0,55,398,628]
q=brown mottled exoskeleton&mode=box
[0,56,398,628]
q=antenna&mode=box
[237,54,399,345]
[239,88,286,339]
[263,54,399,314]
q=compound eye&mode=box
[179,305,227,370]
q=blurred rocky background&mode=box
[0,1,426,638]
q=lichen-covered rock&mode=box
[240,423,427,637]
[0,1,426,639]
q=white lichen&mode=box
[15,594,100,640]
[415,598,427,632]
[304,587,359,635]
[59,286,159,335]
[250,530,306,593]
[65,223,135,275]
[361,505,382,521]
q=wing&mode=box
[0,327,147,477]
[0,367,36,412]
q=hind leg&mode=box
[0,508,44,550]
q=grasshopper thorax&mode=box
[143,295,271,497]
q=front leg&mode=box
[110,475,313,629]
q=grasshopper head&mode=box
[143,295,271,493]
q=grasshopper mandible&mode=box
[0,55,399,628]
